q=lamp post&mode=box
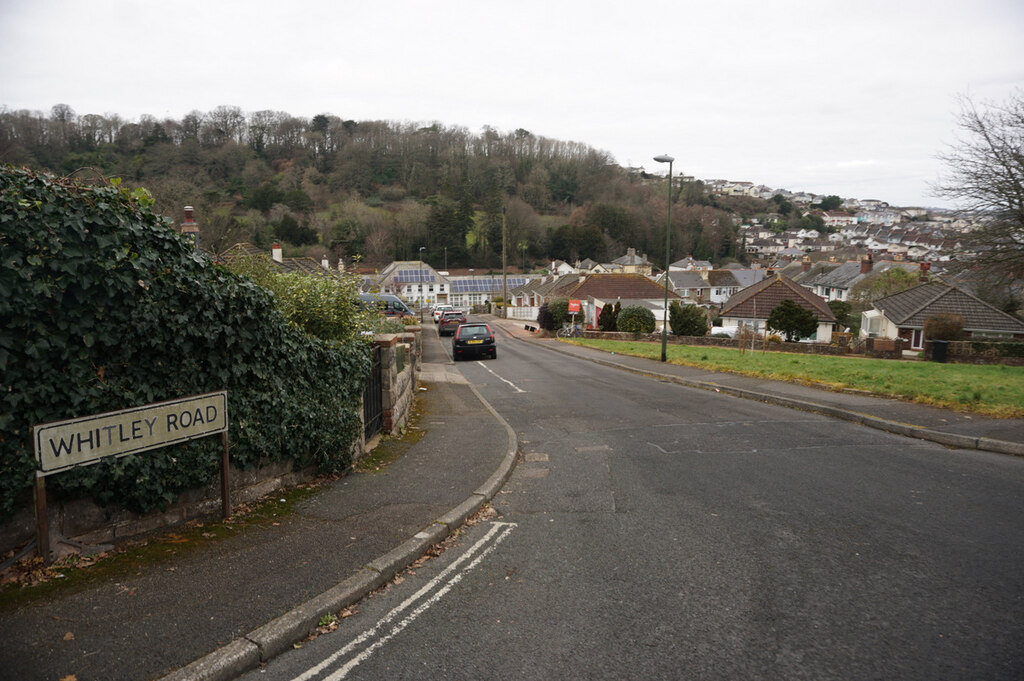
[419,246,425,322]
[654,154,674,362]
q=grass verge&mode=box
[567,339,1024,418]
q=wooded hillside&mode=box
[1,104,759,269]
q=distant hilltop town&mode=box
[699,179,966,265]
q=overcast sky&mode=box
[2,0,1022,207]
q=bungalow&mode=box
[573,273,681,330]
[861,281,1024,351]
[720,274,837,342]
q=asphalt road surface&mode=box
[240,319,1024,681]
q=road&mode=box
[241,318,1024,680]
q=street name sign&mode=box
[33,391,228,476]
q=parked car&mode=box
[438,310,467,336]
[432,304,455,323]
[452,322,497,360]
[357,293,414,317]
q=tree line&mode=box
[1,104,757,270]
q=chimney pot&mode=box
[180,206,199,248]
[860,253,873,274]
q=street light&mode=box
[654,154,674,362]
[419,246,425,322]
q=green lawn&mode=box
[567,339,1024,418]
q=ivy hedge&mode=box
[0,167,370,521]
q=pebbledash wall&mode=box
[0,328,423,557]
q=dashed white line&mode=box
[477,362,527,393]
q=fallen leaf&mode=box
[63,632,74,641]
[59,676,77,681]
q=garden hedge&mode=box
[0,167,369,520]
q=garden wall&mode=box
[581,330,849,356]
[924,339,1024,366]
[0,329,424,558]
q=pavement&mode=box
[1,317,1022,681]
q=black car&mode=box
[438,310,467,336]
[452,322,497,360]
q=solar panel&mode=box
[449,277,530,293]
[394,269,435,283]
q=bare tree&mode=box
[934,92,1024,282]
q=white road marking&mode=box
[289,521,517,681]
[476,362,527,393]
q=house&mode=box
[669,256,713,272]
[801,255,924,302]
[720,274,837,342]
[573,273,681,330]
[507,273,679,329]
[217,242,340,277]
[822,212,859,229]
[860,281,1024,351]
[549,259,577,276]
[446,272,532,310]
[506,273,582,321]
[611,248,654,275]
[375,260,451,308]
[660,269,751,306]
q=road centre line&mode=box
[290,521,517,681]
[476,362,527,393]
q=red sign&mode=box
[567,299,581,313]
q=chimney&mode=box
[272,243,283,263]
[801,255,811,272]
[860,253,873,274]
[321,257,330,270]
[180,206,199,248]
[919,261,931,282]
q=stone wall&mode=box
[374,327,422,436]
[924,339,1024,366]
[862,337,905,360]
[581,330,849,356]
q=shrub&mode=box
[539,298,572,331]
[537,303,555,331]
[669,301,709,336]
[617,305,656,334]
[767,300,818,342]
[598,301,620,331]
[0,167,369,521]
[226,256,368,342]
[924,313,965,341]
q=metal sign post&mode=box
[31,391,229,563]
